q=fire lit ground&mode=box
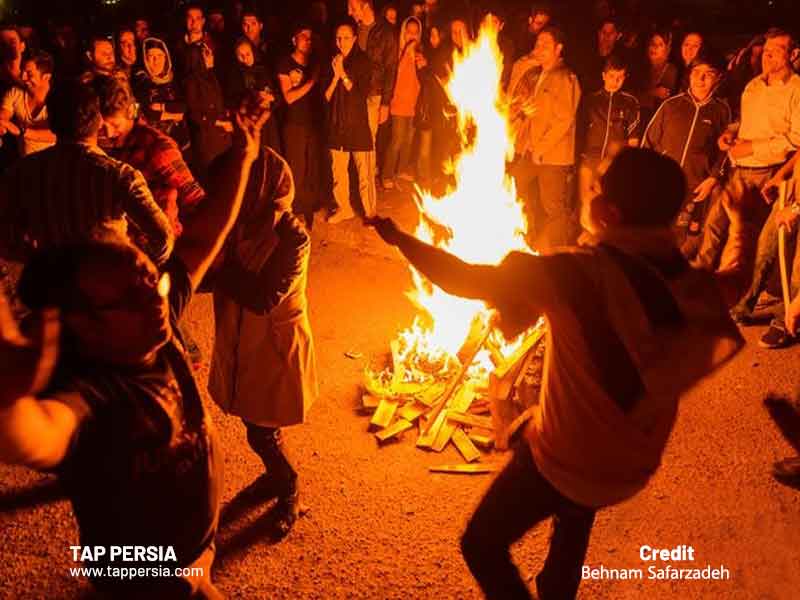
[0,20,800,600]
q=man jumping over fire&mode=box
[368,147,743,600]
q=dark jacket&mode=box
[223,62,283,154]
[133,72,189,149]
[325,47,373,151]
[580,89,641,161]
[642,92,731,189]
[362,18,398,104]
[183,44,231,170]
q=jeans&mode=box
[383,116,415,181]
[330,148,377,217]
[283,122,322,226]
[461,442,596,600]
[367,95,381,180]
[694,166,775,272]
[509,156,577,250]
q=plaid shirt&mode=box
[110,122,205,235]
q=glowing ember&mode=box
[385,17,533,384]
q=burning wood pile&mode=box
[362,317,546,472]
[360,19,545,472]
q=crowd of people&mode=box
[0,0,798,598]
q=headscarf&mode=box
[398,16,423,59]
[142,37,173,85]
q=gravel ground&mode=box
[1,189,799,599]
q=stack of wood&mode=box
[362,318,546,473]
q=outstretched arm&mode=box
[0,291,80,470]
[368,217,500,301]
[175,110,267,291]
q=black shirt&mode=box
[276,54,317,127]
[48,257,221,577]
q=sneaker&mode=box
[773,456,800,488]
[729,305,756,325]
[758,324,793,349]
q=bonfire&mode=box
[362,18,546,471]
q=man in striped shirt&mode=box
[369,148,743,600]
[0,78,173,266]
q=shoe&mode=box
[271,489,301,539]
[758,324,794,349]
[773,456,800,488]
[382,179,395,190]
[729,306,756,325]
[397,173,415,182]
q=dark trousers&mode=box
[461,442,596,600]
[243,421,297,495]
[282,122,322,226]
[509,157,577,250]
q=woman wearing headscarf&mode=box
[637,29,678,125]
[133,37,189,151]
[183,41,232,172]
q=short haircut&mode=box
[601,148,687,228]
[603,53,627,72]
[241,7,262,21]
[47,79,102,141]
[765,27,797,52]
[18,238,135,312]
[598,17,619,30]
[88,34,113,53]
[91,74,134,117]
[689,50,725,75]
[0,23,20,36]
[117,24,135,39]
[291,21,313,38]
[24,50,55,75]
[530,3,553,17]
[184,2,204,16]
[538,25,565,47]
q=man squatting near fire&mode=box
[369,147,744,600]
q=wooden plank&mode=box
[375,419,413,442]
[417,410,447,448]
[417,382,446,407]
[447,411,493,430]
[362,394,380,409]
[429,464,499,474]
[432,385,475,452]
[468,399,491,414]
[451,428,481,463]
[467,431,494,448]
[493,325,545,379]
[398,401,428,422]
[370,398,399,428]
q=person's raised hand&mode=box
[0,289,60,403]
[235,99,271,158]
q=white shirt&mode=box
[1,86,53,156]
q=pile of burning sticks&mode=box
[362,317,546,473]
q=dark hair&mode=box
[0,23,20,36]
[765,27,797,53]
[538,25,565,47]
[598,17,619,31]
[117,24,135,39]
[46,79,102,141]
[88,34,113,53]
[184,2,205,17]
[603,53,627,72]
[91,74,134,117]
[23,50,54,75]
[336,21,357,37]
[291,21,313,38]
[530,3,553,17]
[18,238,134,312]
[648,29,672,49]
[241,7,262,22]
[689,49,725,75]
[601,148,686,228]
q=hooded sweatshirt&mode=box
[389,17,422,117]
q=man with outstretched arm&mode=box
[0,108,267,598]
[368,148,743,600]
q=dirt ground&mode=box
[1,188,799,599]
